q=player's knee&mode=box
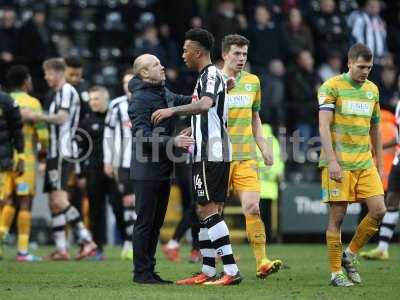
[327,216,344,231]
[19,198,31,210]
[197,203,218,220]
[243,201,260,215]
[50,194,69,212]
[373,206,387,221]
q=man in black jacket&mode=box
[0,90,24,259]
[77,85,122,260]
[129,54,194,284]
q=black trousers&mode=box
[133,180,170,278]
[260,199,273,242]
[86,170,124,251]
[173,163,199,249]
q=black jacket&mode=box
[128,76,191,180]
[78,110,107,175]
[0,91,24,171]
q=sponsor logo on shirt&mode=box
[227,95,251,107]
[342,100,373,116]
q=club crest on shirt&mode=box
[244,83,253,91]
[330,188,340,197]
[366,91,374,100]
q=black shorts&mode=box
[44,157,74,193]
[388,160,400,192]
[192,161,229,206]
[115,167,134,196]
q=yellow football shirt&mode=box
[10,92,48,157]
[226,71,261,161]
[318,73,380,170]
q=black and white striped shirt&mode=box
[348,10,387,59]
[48,82,80,159]
[103,95,132,169]
[191,64,231,162]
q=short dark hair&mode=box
[184,28,214,52]
[65,56,83,69]
[89,85,109,97]
[43,58,66,72]
[6,65,30,90]
[222,34,249,53]
[348,43,373,61]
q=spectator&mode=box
[259,59,286,131]
[310,0,349,63]
[317,51,343,82]
[286,50,321,160]
[379,66,398,111]
[18,4,58,99]
[0,7,18,84]
[247,4,282,77]
[132,25,169,66]
[348,0,387,64]
[159,24,179,68]
[205,0,245,60]
[386,2,400,66]
[281,8,315,62]
[161,0,200,46]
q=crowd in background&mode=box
[0,0,400,181]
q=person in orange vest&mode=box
[360,107,399,260]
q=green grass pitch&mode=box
[1,244,399,300]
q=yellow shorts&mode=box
[321,166,384,202]
[229,159,260,192]
[0,158,37,199]
[0,171,14,200]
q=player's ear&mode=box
[140,68,149,79]
[222,51,228,61]
[347,59,352,70]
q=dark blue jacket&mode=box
[128,76,191,180]
[0,91,24,171]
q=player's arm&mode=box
[40,110,69,124]
[251,77,273,165]
[33,102,48,161]
[370,101,383,178]
[151,71,220,124]
[135,97,194,150]
[25,105,69,124]
[151,96,213,124]
[252,111,273,166]
[165,88,192,106]
[319,110,342,181]
[103,106,115,177]
[318,81,342,181]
